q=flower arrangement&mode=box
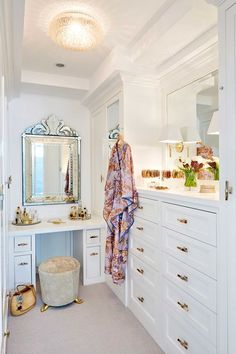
[206,158,219,181]
[178,159,204,189]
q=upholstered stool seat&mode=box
[39,256,82,312]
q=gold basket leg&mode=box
[74,298,84,304]
[40,303,50,312]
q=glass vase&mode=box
[184,171,197,190]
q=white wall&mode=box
[8,93,91,220]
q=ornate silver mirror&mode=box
[22,115,81,205]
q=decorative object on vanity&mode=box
[159,124,183,157]
[22,115,81,206]
[39,257,83,312]
[12,206,40,226]
[178,159,204,190]
[206,157,220,180]
[104,138,138,285]
[197,144,214,159]
[47,218,65,225]
[69,205,91,220]
[141,170,160,178]
[10,284,36,316]
[199,185,216,193]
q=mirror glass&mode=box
[22,116,81,205]
[167,70,219,157]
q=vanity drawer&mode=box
[14,255,32,287]
[164,309,216,354]
[130,235,160,270]
[162,228,216,279]
[14,236,32,253]
[130,217,160,247]
[163,255,216,312]
[86,246,101,279]
[163,279,216,344]
[130,254,159,291]
[86,229,100,244]
[135,197,159,222]
[162,202,217,246]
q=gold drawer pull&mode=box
[136,227,144,231]
[17,243,28,246]
[177,218,188,224]
[137,296,144,303]
[90,236,98,239]
[138,206,143,210]
[90,252,99,256]
[136,247,144,253]
[177,338,188,350]
[136,268,144,275]
[177,301,189,311]
[177,274,188,282]
[19,262,28,266]
[177,246,188,253]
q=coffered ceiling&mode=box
[20,0,217,98]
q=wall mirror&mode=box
[22,115,81,205]
[167,70,219,159]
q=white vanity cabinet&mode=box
[9,235,36,289]
[8,219,106,291]
[127,190,221,354]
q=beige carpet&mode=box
[7,283,164,354]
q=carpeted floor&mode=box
[7,283,164,354]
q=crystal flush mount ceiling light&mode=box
[48,12,104,51]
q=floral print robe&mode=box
[103,142,138,285]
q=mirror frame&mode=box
[22,115,81,206]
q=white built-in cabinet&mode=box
[128,191,220,354]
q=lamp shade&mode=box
[159,124,183,143]
[181,126,201,144]
[208,111,219,135]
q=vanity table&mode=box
[8,216,106,290]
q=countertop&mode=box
[8,215,106,236]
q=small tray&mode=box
[12,220,41,226]
[47,218,66,225]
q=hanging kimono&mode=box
[103,141,138,285]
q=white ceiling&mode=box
[21,0,217,97]
[22,0,166,78]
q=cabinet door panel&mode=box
[86,246,101,279]
[14,255,32,287]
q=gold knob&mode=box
[177,274,188,282]
[4,330,10,337]
[177,301,189,311]
[177,218,188,224]
[177,246,188,253]
[137,268,144,275]
[137,296,144,303]
[138,206,143,210]
[177,338,188,350]
[90,252,98,256]
[136,227,144,231]
[136,247,144,253]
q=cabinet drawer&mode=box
[162,203,217,246]
[164,309,216,354]
[130,236,160,270]
[86,246,101,279]
[130,278,156,323]
[14,236,32,253]
[135,197,159,222]
[130,217,160,247]
[130,254,159,291]
[14,255,32,287]
[162,228,216,279]
[163,280,216,344]
[163,255,216,312]
[86,229,100,244]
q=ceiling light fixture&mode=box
[48,11,104,51]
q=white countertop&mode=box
[8,215,106,236]
[137,187,220,209]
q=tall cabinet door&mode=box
[219,1,236,354]
[91,107,107,215]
